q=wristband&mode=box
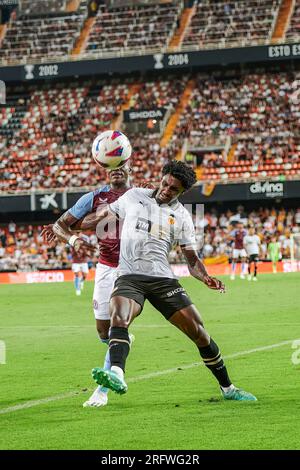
[69,235,79,247]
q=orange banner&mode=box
[0,269,95,285]
[0,262,299,285]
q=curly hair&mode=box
[162,160,197,191]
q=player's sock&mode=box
[74,276,80,292]
[109,326,130,372]
[98,338,110,394]
[198,338,231,388]
[231,262,236,275]
[242,262,248,275]
[254,263,257,278]
[111,366,124,379]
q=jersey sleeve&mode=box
[178,210,197,248]
[68,191,94,219]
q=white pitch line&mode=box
[0,338,297,416]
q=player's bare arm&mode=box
[51,212,95,254]
[41,206,113,249]
[182,247,226,293]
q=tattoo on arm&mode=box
[182,248,209,282]
[53,207,111,244]
[53,212,78,244]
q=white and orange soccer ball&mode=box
[92,130,132,169]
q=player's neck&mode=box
[110,182,129,191]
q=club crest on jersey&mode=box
[135,217,152,233]
[168,215,175,225]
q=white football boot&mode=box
[83,387,108,408]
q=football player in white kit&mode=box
[75,161,257,402]
[244,227,261,281]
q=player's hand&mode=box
[137,181,156,189]
[41,224,57,245]
[73,237,97,257]
[203,275,226,293]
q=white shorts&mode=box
[233,249,247,259]
[93,263,117,321]
[72,263,89,274]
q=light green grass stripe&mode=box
[0,338,297,415]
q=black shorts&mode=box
[111,274,193,320]
[249,254,259,262]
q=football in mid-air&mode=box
[92,130,132,169]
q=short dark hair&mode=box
[162,160,197,191]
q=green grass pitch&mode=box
[0,273,300,450]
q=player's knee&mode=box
[110,314,129,329]
[110,307,129,328]
[194,325,210,347]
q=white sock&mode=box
[111,366,124,380]
[221,384,235,393]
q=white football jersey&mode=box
[244,234,260,256]
[109,188,196,279]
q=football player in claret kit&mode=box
[42,165,134,408]
[230,222,248,280]
[76,161,257,402]
[70,237,90,296]
[243,227,261,281]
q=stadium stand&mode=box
[182,0,281,49]
[0,1,87,64]
[285,0,300,40]
[170,71,300,182]
[1,0,300,66]
[1,69,300,191]
[85,1,182,55]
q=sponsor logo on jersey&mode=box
[135,217,152,233]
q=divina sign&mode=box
[249,181,284,198]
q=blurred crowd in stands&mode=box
[183,0,281,48]
[1,70,300,191]
[1,207,299,272]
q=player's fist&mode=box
[41,224,57,245]
[73,237,96,257]
[204,275,226,293]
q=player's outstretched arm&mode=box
[182,247,226,293]
[52,211,96,254]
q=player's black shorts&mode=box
[111,274,193,320]
[249,254,259,262]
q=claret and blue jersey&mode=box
[68,185,129,267]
